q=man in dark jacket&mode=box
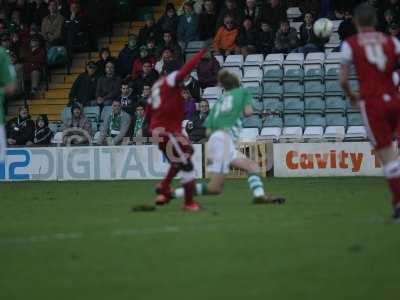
[197,51,220,89]
[69,61,99,106]
[94,61,122,107]
[118,82,137,117]
[261,0,287,32]
[132,61,159,96]
[117,34,140,79]
[198,0,218,41]
[138,14,160,46]
[6,106,35,146]
[236,17,259,55]
[186,99,209,143]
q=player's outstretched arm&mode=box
[175,49,207,83]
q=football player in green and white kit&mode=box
[174,70,285,205]
[0,47,16,170]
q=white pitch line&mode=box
[0,224,226,246]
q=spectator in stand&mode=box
[9,51,24,96]
[14,0,31,26]
[155,47,171,74]
[379,9,396,33]
[274,20,299,54]
[63,2,87,52]
[196,50,220,89]
[186,98,209,143]
[378,0,400,20]
[131,102,148,140]
[27,114,52,145]
[183,73,201,101]
[197,0,218,43]
[217,0,244,28]
[389,22,400,39]
[41,0,64,46]
[20,35,45,94]
[96,48,116,76]
[131,46,157,80]
[69,61,99,107]
[338,9,357,42]
[138,14,159,47]
[299,12,314,46]
[97,99,131,145]
[9,31,21,58]
[9,10,30,42]
[182,88,196,120]
[137,84,151,103]
[156,3,178,38]
[213,14,239,56]
[133,61,159,96]
[243,0,261,25]
[94,61,122,108]
[177,0,199,51]
[236,16,258,56]
[145,38,158,59]
[31,0,50,28]
[119,81,137,117]
[156,30,182,60]
[6,106,35,146]
[261,0,287,32]
[62,102,92,145]
[257,20,275,55]
[299,0,320,19]
[117,33,140,79]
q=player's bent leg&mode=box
[180,160,201,212]
[376,146,400,221]
[230,158,285,205]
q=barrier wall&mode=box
[273,142,384,177]
[1,145,203,181]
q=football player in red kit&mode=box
[147,49,206,212]
[340,3,400,221]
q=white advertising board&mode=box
[273,142,383,177]
[1,145,203,181]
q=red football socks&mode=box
[160,165,180,192]
[183,180,196,205]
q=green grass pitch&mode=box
[0,178,399,300]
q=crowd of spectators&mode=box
[0,0,114,97]
[4,0,400,146]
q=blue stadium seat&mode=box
[325,79,343,96]
[304,97,325,114]
[61,107,71,124]
[304,80,325,96]
[304,67,323,81]
[263,68,283,82]
[283,68,304,82]
[284,97,304,114]
[263,98,283,113]
[284,114,304,128]
[263,82,283,98]
[263,115,283,128]
[84,106,100,122]
[251,98,264,113]
[242,114,262,128]
[347,113,364,126]
[325,96,346,113]
[283,81,304,97]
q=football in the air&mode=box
[313,18,334,39]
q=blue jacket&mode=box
[177,13,199,43]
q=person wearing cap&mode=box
[117,33,140,79]
[62,102,92,145]
[6,106,35,146]
[69,61,99,107]
[156,3,179,36]
[20,35,46,94]
[138,14,160,47]
[379,9,397,33]
[27,115,52,146]
[177,1,199,51]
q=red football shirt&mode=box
[147,50,206,134]
[341,31,400,101]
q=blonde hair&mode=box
[217,69,240,91]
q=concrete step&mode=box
[49,83,72,89]
[29,98,68,105]
[45,89,69,99]
[28,105,65,115]
[65,74,79,84]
